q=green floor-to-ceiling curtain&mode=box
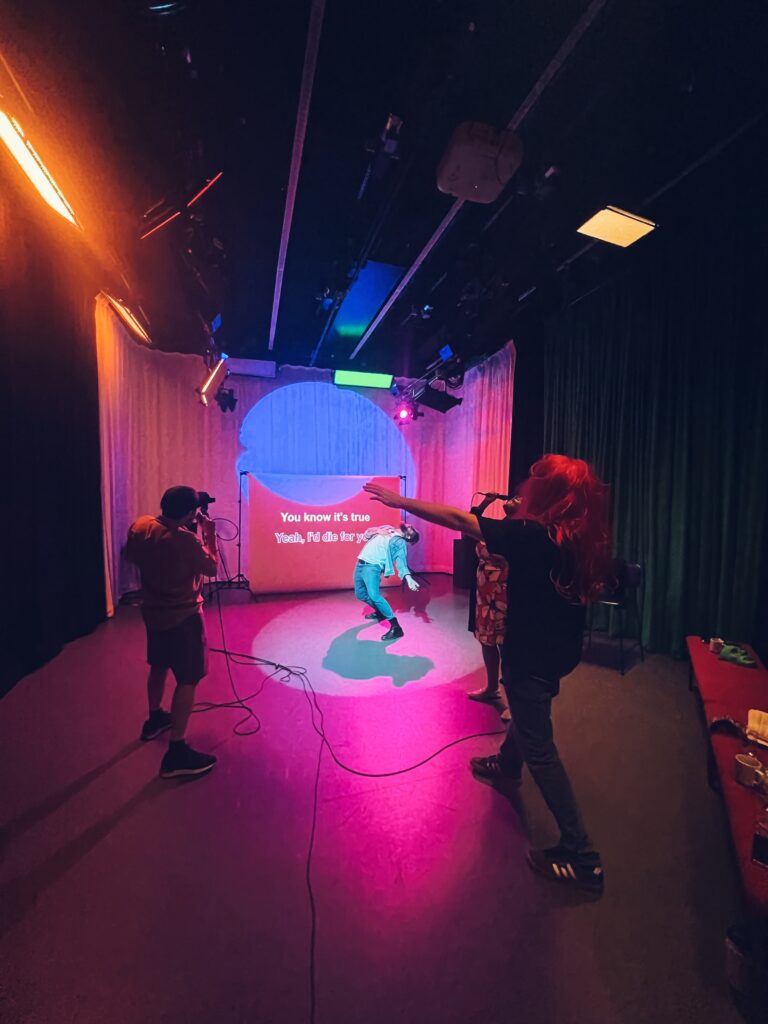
[543,223,768,657]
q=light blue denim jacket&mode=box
[362,527,411,579]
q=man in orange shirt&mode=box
[126,486,218,778]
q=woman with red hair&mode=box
[365,454,612,894]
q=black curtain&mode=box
[1,188,105,696]
[508,317,546,493]
[541,158,768,657]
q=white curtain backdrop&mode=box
[96,293,515,612]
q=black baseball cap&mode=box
[160,486,200,519]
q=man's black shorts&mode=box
[146,610,208,685]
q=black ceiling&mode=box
[2,0,766,376]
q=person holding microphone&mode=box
[364,456,612,893]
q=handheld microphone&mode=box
[479,492,519,502]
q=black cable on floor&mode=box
[208,619,506,1024]
[193,586,263,736]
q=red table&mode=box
[687,636,768,917]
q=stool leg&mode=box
[633,589,645,662]
[619,607,625,675]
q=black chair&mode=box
[586,560,645,675]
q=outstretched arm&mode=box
[364,483,482,541]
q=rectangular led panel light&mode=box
[226,358,277,378]
[0,110,79,226]
[334,369,394,389]
[577,206,656,248]
[199,356,229,406]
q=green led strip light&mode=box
[334,369,393,389]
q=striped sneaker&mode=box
[527,846,604,894]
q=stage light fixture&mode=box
[102,291,152,344]
[393,399,422,424]
[214,387,237,413]
[147,2,186,13]
[577,206,656,248]
[0,110,79,227]
[186,170,223,208]
[198,354,229,407]
[417,386,463,413]
[140,209,181,241]
[334,369,394,390]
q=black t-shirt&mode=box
[478,516,586,681]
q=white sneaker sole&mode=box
[159,762,215,778]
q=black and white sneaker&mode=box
[160,742,217,779]
[527,845,604,895]
[469,754,521,785]
[141,709,172,741]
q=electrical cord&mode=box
[211,516,239,542]
[192,586,263,736]
[207,608,506,1024]
[209,644,505,777]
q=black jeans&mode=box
[499,671,596,858]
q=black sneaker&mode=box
[160,742,217,779]
[365,611,385,621]
[469,754,522,785]
[527,845,604,895]
[381,621,404,641]
[141,709,172,741]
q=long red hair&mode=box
[517,454,612,603]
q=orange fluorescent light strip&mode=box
[187,170,223,207]
[200,358,228,406]
[104,293,151,344]
[0,111,79,226]
[140,209,181,240]
[577,206,656,248]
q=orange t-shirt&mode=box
[126,515,218,631]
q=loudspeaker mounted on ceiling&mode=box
[436,122,523,204]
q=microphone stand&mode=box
[206,470,251,599]
[398,472,428,589]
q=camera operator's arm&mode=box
[192,515,219,576]
[364,483,482,541]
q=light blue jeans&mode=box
[354,561,395,620]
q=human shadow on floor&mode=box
[0,740,142,863]
[391,580,434,623]
[0,775,201,939]
[322,625,434,688]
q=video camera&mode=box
[184,491,216,534]
[197,491,216,515]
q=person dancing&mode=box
[354,523,420,640]
[364,456,612,893]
